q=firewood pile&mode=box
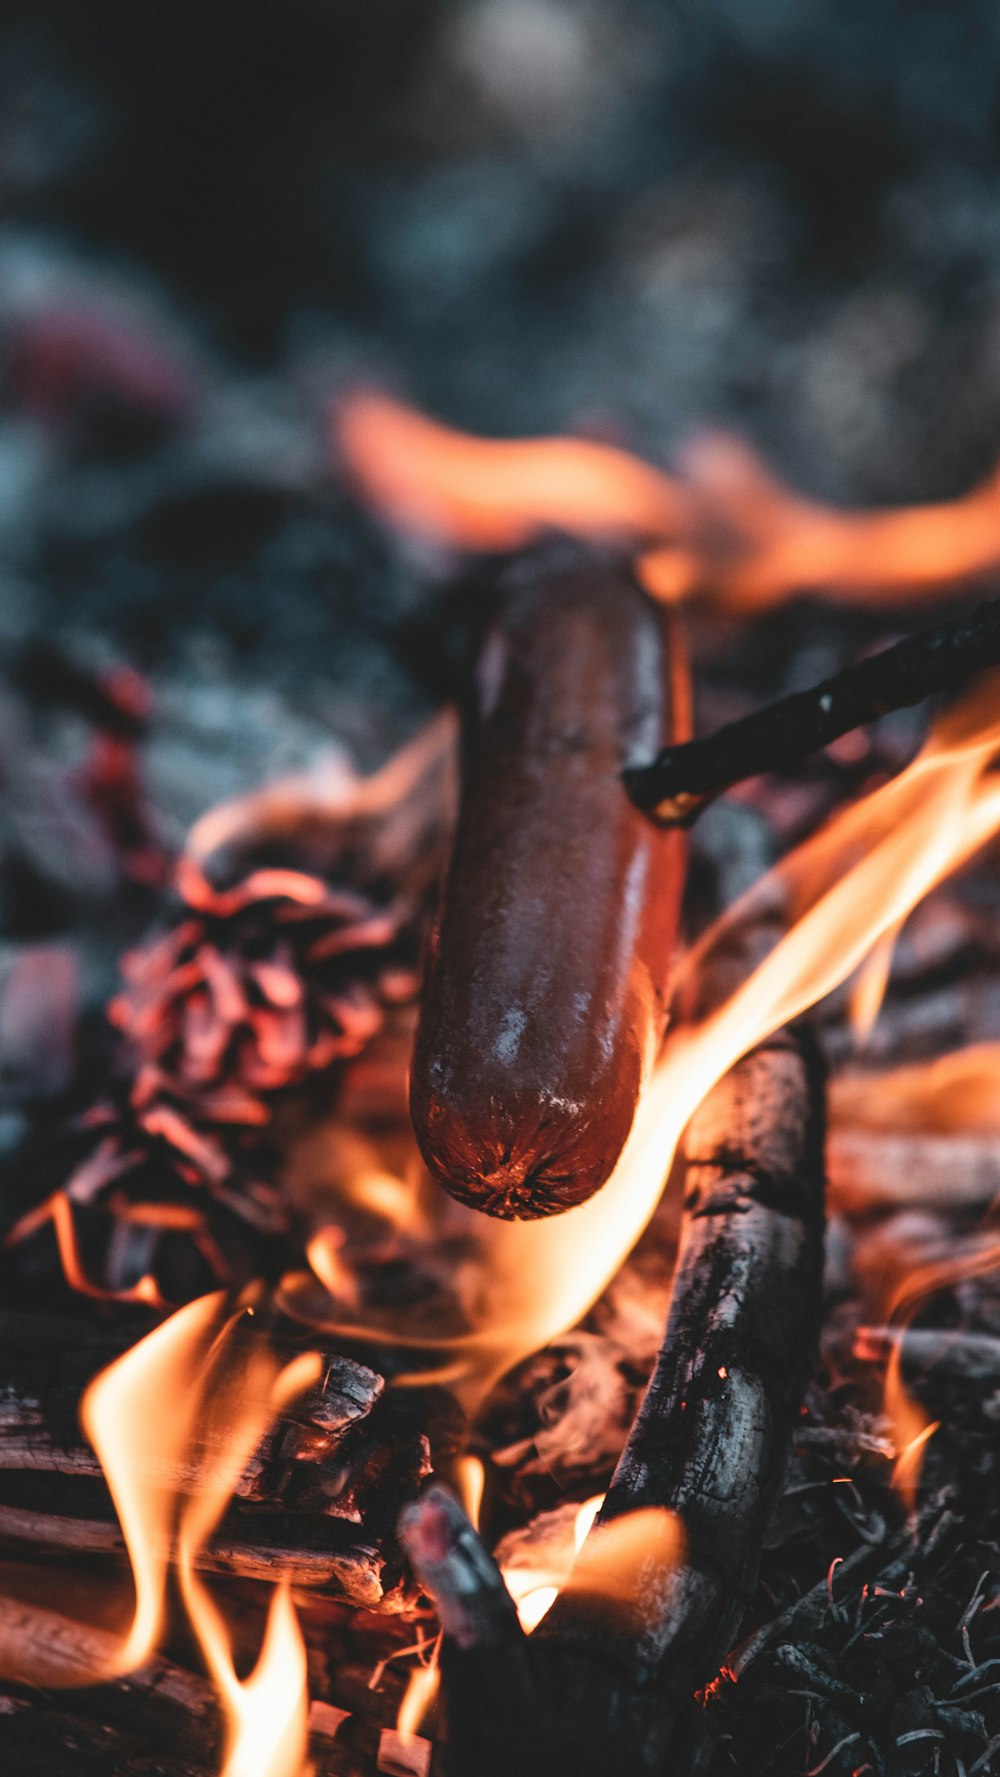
[1,5,1000,1776]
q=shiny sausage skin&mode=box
[409,554,688,1219]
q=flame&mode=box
[335,392,1000,609]
[878,1240,1000,1506]
[499,1495,681,1634]
[455,1455,486,1530]
[80,1291,226,1674]
[5,1189,166,1307]
[285,671,1000,1418]
[846,922,900,1047]
[80,1296,320,1776]
[561,1506,683,1607]
[396,1658,441,1745]
[831,1040,1000,1135]
[641,430,1000,609]
[175,1341,320,1777]
[334,392,689,550]
[306,1225,361,1307]
[885,1338,940,1511]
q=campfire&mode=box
[2,379,1000,1776]
[2,11,1000,1776]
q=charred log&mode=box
[0,1312,462,1612]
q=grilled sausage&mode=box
[409,553,688,1219]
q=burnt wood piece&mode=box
[0,1498,390,1605]
[400,901,827,1773]
[625,593,1000,824]
[0,1595,223,1775]
[855,1325,1000,1384]
[827,1127,1000,1212]
[0,1312,443,1611]
[411,551,688,1219]
[0,1595,360,1774]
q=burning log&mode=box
[626,593,1000,824]
[410,551,689,1219]
[0,1312,454,1612]
[0,1593,222,1769]
[400,834,827,1774]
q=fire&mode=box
[334,391,690,550]
[287,669,1000,1424]
[641,429,1000,609]
[846,924,900,1047]
[874,1239,1000,1507]
[80,1291,227,1674]
[396,1657,441,1745]
[80,1295,320,1777]
[497,1492,605,1633]
[832,1040,1000,1134]
[836,1039,1000,1498]
[497,1495,682,1634]
[30,411,1000,1754]
[335,391,1000,609]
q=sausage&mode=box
[409,553,688,1219]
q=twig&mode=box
[625,594,1000,823]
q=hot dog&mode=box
[410,552,688,1218]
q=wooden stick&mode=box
[625,593,1000,823]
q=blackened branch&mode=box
[625,593,1000,824]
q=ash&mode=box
[0,4,999,1774]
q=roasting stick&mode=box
[627,590,1000,824]
[399,809,827,1777]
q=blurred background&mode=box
[1,0,999,936]
[3,0,999,481]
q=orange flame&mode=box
[499,1496,682,1633]
[846,922,901,1048]
[335,392,690,550]
[885,1338,940,1512]
[832,1040,1000,1135]
[80,1297,320,1776]
[396,1657,441,1746]
[881,1239,1000,1506]
[80,1291,226,1674]
[335,391,1000,609]
[283,669,1000,1420]
[642,430,1000,608]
